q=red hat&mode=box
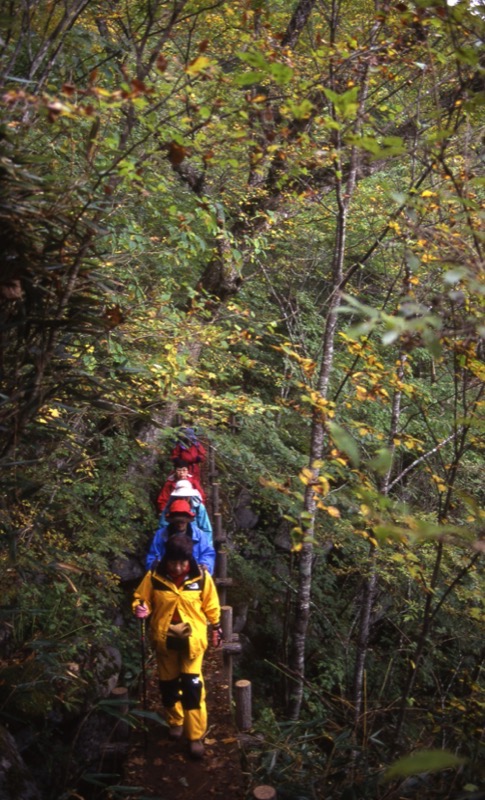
[167,499,195,519]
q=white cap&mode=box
[171,480,201,499]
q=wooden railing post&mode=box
[208,444,218,480]
[221,605,233,701]
[110,686,130,741]
[221,605,233,641]
[253,787,277,800]
[213,512,223,542]
[212,482,220,516]
[205,434,246,718]
[235,679,252,732]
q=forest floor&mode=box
[122,646,248,799]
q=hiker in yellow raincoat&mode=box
[133,534,222,759]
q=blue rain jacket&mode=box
[145,520,215,575]
[159,496,213,545]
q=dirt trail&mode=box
[123,647,247,799]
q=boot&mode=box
[188,739,205,759]
[168,725,184,739]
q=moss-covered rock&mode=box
[0,725,41,800]
[0,660,52,721]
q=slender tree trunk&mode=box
[352,561,377,731]
[286,158,353,720]
[393,540,444,745]
[352,352,407,732]
[285,23,374,715]
[392,378,483,747]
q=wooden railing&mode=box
[206,437,255,732]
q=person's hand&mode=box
[135,602,149,619]
[212,624,223,648]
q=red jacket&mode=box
[156,473,206,512]
[170,442,206,480]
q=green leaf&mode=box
[323,87,340,105]
[131,709,167,724]
[321,116,342,130]
[384,750,466,781]
[237,51,268,68]
[82,773,125,787]
[463,91,485,112]
[269,63,293,85]
[235,71,265,86]
[324,86,359,118]
[456,47,479,66]
[283,99,314,120]
[381,329,400,345]
[328,422,360,466]
[422,328,442,358]
[369,447,393,475]
[347,134,380,154]
[444,267,468,284]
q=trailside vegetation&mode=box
[0,0,483,797]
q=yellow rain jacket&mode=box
[133,562,220,660]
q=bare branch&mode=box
[387,431,461,492]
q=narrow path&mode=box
[122,432,247,798]
[123,645,247,798]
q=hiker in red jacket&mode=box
[170,427,206,481]
[157,458,205,512]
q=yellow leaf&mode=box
[185,56,211,75]
[421,190,436,197]
[326,506,340,518]
[298,467,314,485]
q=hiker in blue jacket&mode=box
[159,479,213,546]
[146,499,215,575]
